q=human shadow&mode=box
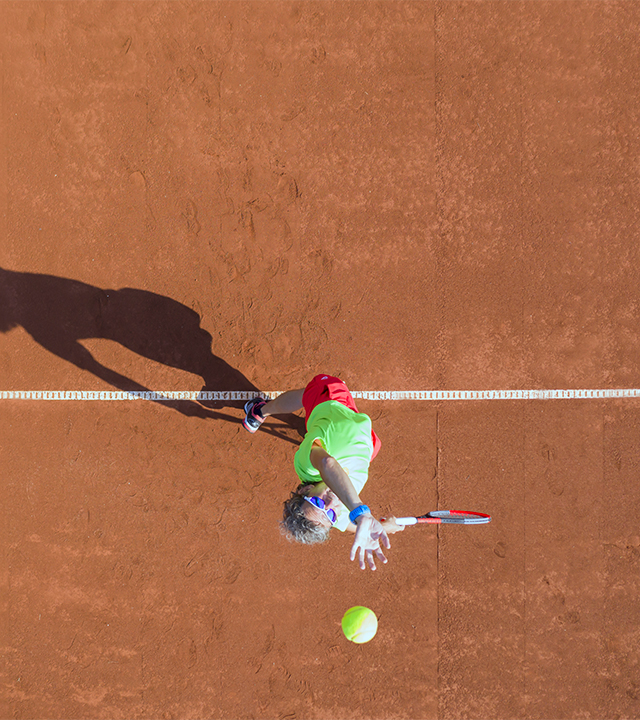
[0,267,305,443]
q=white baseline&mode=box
[2,389,640,401]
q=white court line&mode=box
[2,389,640,401]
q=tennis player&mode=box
[243,374,403,571]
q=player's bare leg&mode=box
[243,389,304,433]
[261,389,304,416]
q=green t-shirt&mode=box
[294,400,374,532]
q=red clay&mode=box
[2,2,640,719]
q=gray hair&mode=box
[280,485,331,545]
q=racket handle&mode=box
[395,517,418,526]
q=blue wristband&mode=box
[349,505,371,524]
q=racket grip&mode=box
[395,517,417,526]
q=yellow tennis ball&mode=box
[341,606,378,644]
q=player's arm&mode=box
[309,442,363,510]
[309,442,391,571]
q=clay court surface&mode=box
[2,1,640,718]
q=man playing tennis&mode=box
[243,374,404,571]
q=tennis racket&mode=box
[395,510,491,525]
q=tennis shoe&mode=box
[243,397,269,433]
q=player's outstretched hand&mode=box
[350,515,391,571]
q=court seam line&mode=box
[2,389,640,401]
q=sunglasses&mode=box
[304,495,337,525]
